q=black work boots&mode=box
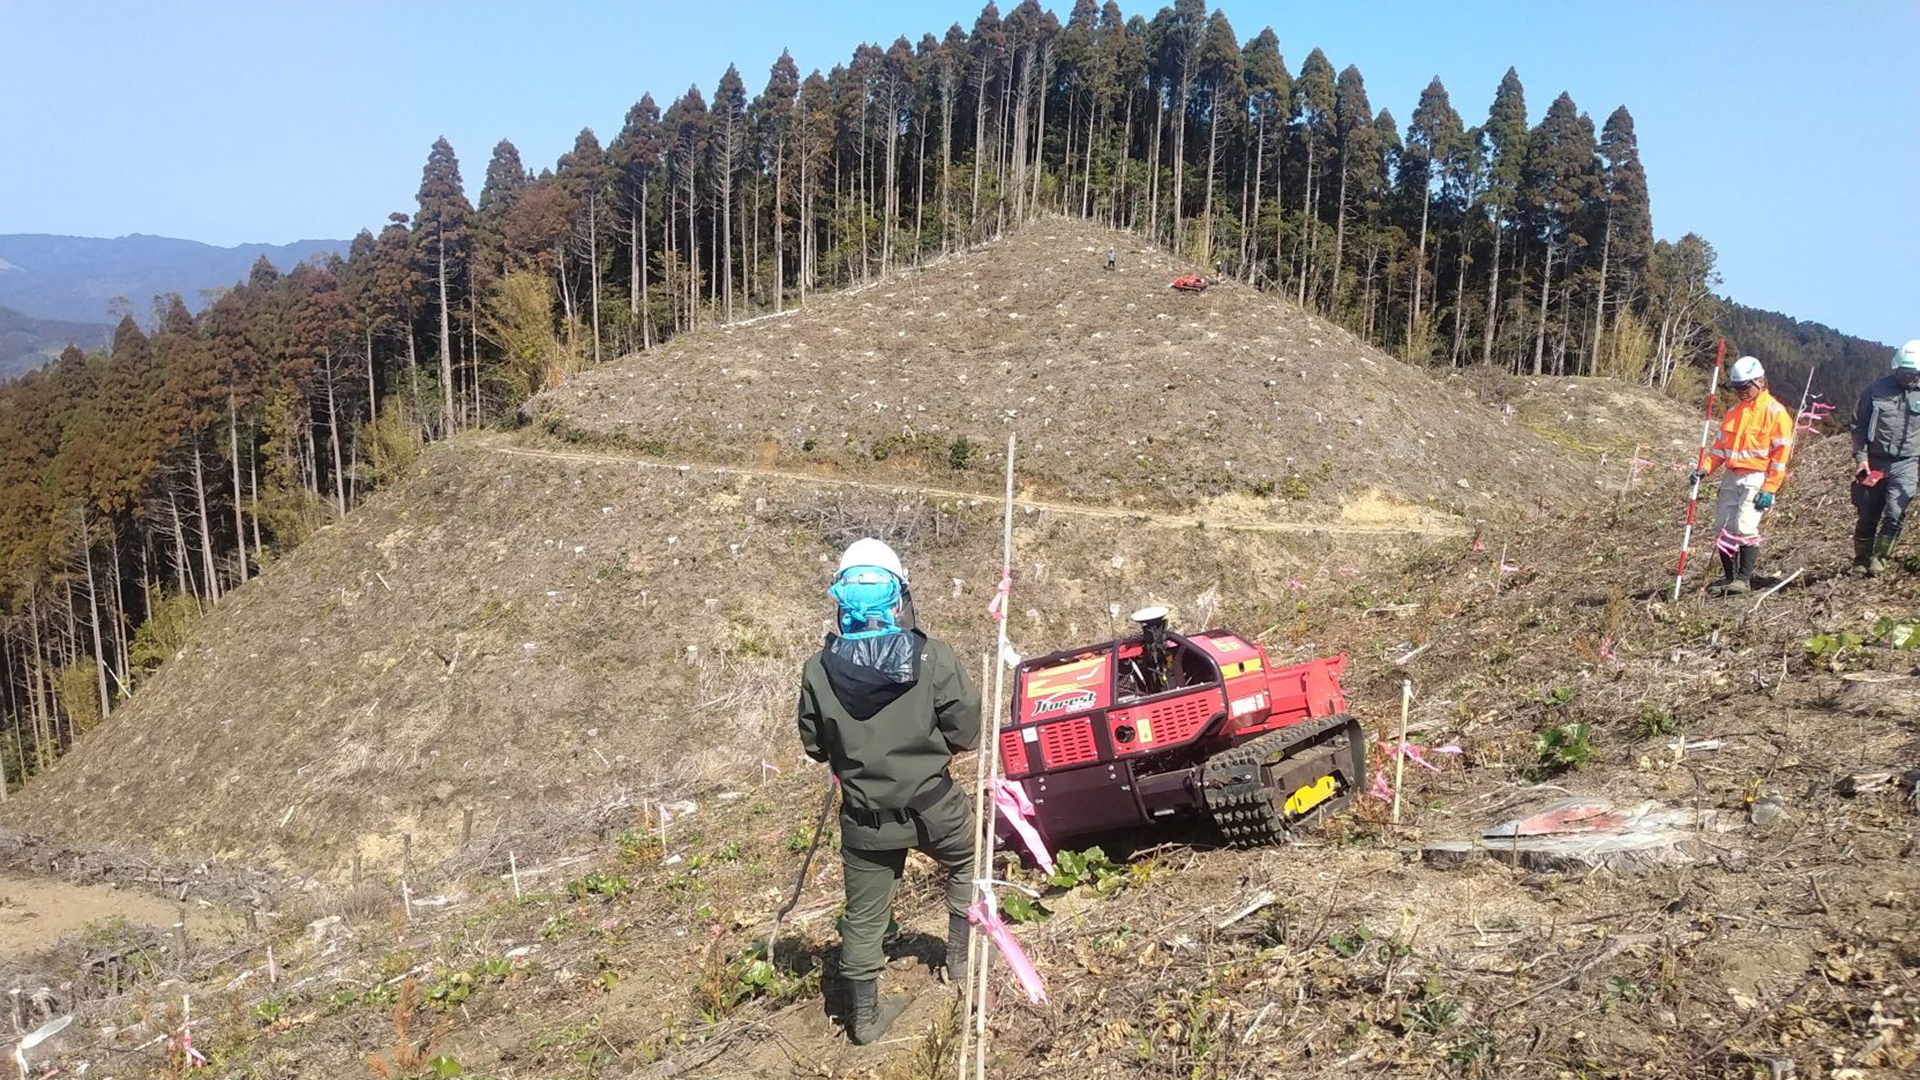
[945,911,972,985]
[1708,547,1756,596]
[846,979,908,1045]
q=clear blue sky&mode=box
[1,0,1912,343]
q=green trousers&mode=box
[837,787,976,981]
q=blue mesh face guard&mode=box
[830,566,903,638]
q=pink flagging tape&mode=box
[1715,527,1760,556]
[986,573,1012,621]
[1369,741,1461,802]
[991,779,1055,877]
[968,899,1048,1005]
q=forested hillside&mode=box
[1720,301,1895,409]
[0,0,1871,793]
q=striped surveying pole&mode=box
[1672,338,1727,601]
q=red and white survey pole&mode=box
[1671,338,1727,601]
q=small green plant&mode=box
[250,996,290,1025]
[426,1056,464,1079]
[1402,974,1459,1034]
[427,969,475,1008]
[1528,721,1594,779]
[947,435,974,471]
[1327,925,1374,959]
[475,956,513,982]
[1868,617,1919,649]
[540,911,577,940]
[1002,891,1049,924]
[565,870,633,902]
[1635,703,1683,739]
[1048,847,1128,895]
[1542,684,1577,707]
[713,840,744,863]
[1805,630,1865,671]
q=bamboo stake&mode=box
[972,435,1018,1080]
[1392,680,1411,825]
[957,651,993,1080]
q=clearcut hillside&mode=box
[533,217,1693,523]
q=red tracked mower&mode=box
[998,608,1366,849]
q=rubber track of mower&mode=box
[1202,715,1361,849]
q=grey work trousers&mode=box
[1854,455,1918,541]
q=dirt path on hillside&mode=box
[1,875,230,954]
[486,438,1471,539]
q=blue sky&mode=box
[1,0,1912,343]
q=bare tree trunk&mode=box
[1409,167,1432,344]
[1481,210,1504,367]
[226,396,247,582]
[971,61,988,233]
[1171,59,1190,249]
[1029,43,1051,215]
[588,194,604,358]
[1114,92,1133,228]
[164,485,191,597]
[78,513,110,721]
[1243,113,1262,279]
[914,104,927,262]
[1147,83,1164,242]
[773,145,786,310]
[1449,248,1470,366]
[108,528,129,681]
[1331,150,1349,313]
[324,351,347,517]
[437,230,455,435]
[1296,138,1315,305]
[248,434,262,566]
[1200,89,1221,263]
[1532,239,1555,376]
[364,327,378,422]
[640,178,654,345]
[1588,203,1613,376]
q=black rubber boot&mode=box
[945,912,972,985]
[847,979,908,1045]
[1707,551,1739,595]
[1854,537,1876,575]
[1725,545,1756,595]
[1870,532,1898,577]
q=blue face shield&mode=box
[830,566,904,639]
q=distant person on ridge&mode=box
[1849,339,1920,575]
[1105,245,1116,271]
[795,538,980,1045]
[1689,355,1794,595]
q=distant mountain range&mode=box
[0,232,350,376]
[0,304,112,380]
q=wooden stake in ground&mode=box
[1392,680,1411,825]
[969,435,1020,1080]
[958,651,993,1080]
[509,850,522,901]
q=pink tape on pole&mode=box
[968,899,1048,1006]
[991,779,1055,877]
[986,573,1012,621]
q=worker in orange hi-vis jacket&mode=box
[1688,355,1795,595]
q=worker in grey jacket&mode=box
[1851,339,1920,575]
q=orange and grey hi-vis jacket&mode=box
[1705,389,1794,494]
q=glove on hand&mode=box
[1855,459,1871,480]
[1754,491,1774,510]
[1687,470,1706,488]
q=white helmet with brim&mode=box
[1893,340,1920,374]
[1728,355,1765,386]
[838,537,907,583]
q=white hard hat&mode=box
[1893,340,1920,373]
[838,537,907,582]
[1728,355,1765,385]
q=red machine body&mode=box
[997,624,1364,849]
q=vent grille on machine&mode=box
[1039,717,1098,768]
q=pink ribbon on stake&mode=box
[968,899,1048,1005]
[991,779,1055,876]
[986,573,1012,621]
[1368,741,1462,802]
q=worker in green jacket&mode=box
[796,537,981,1045]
